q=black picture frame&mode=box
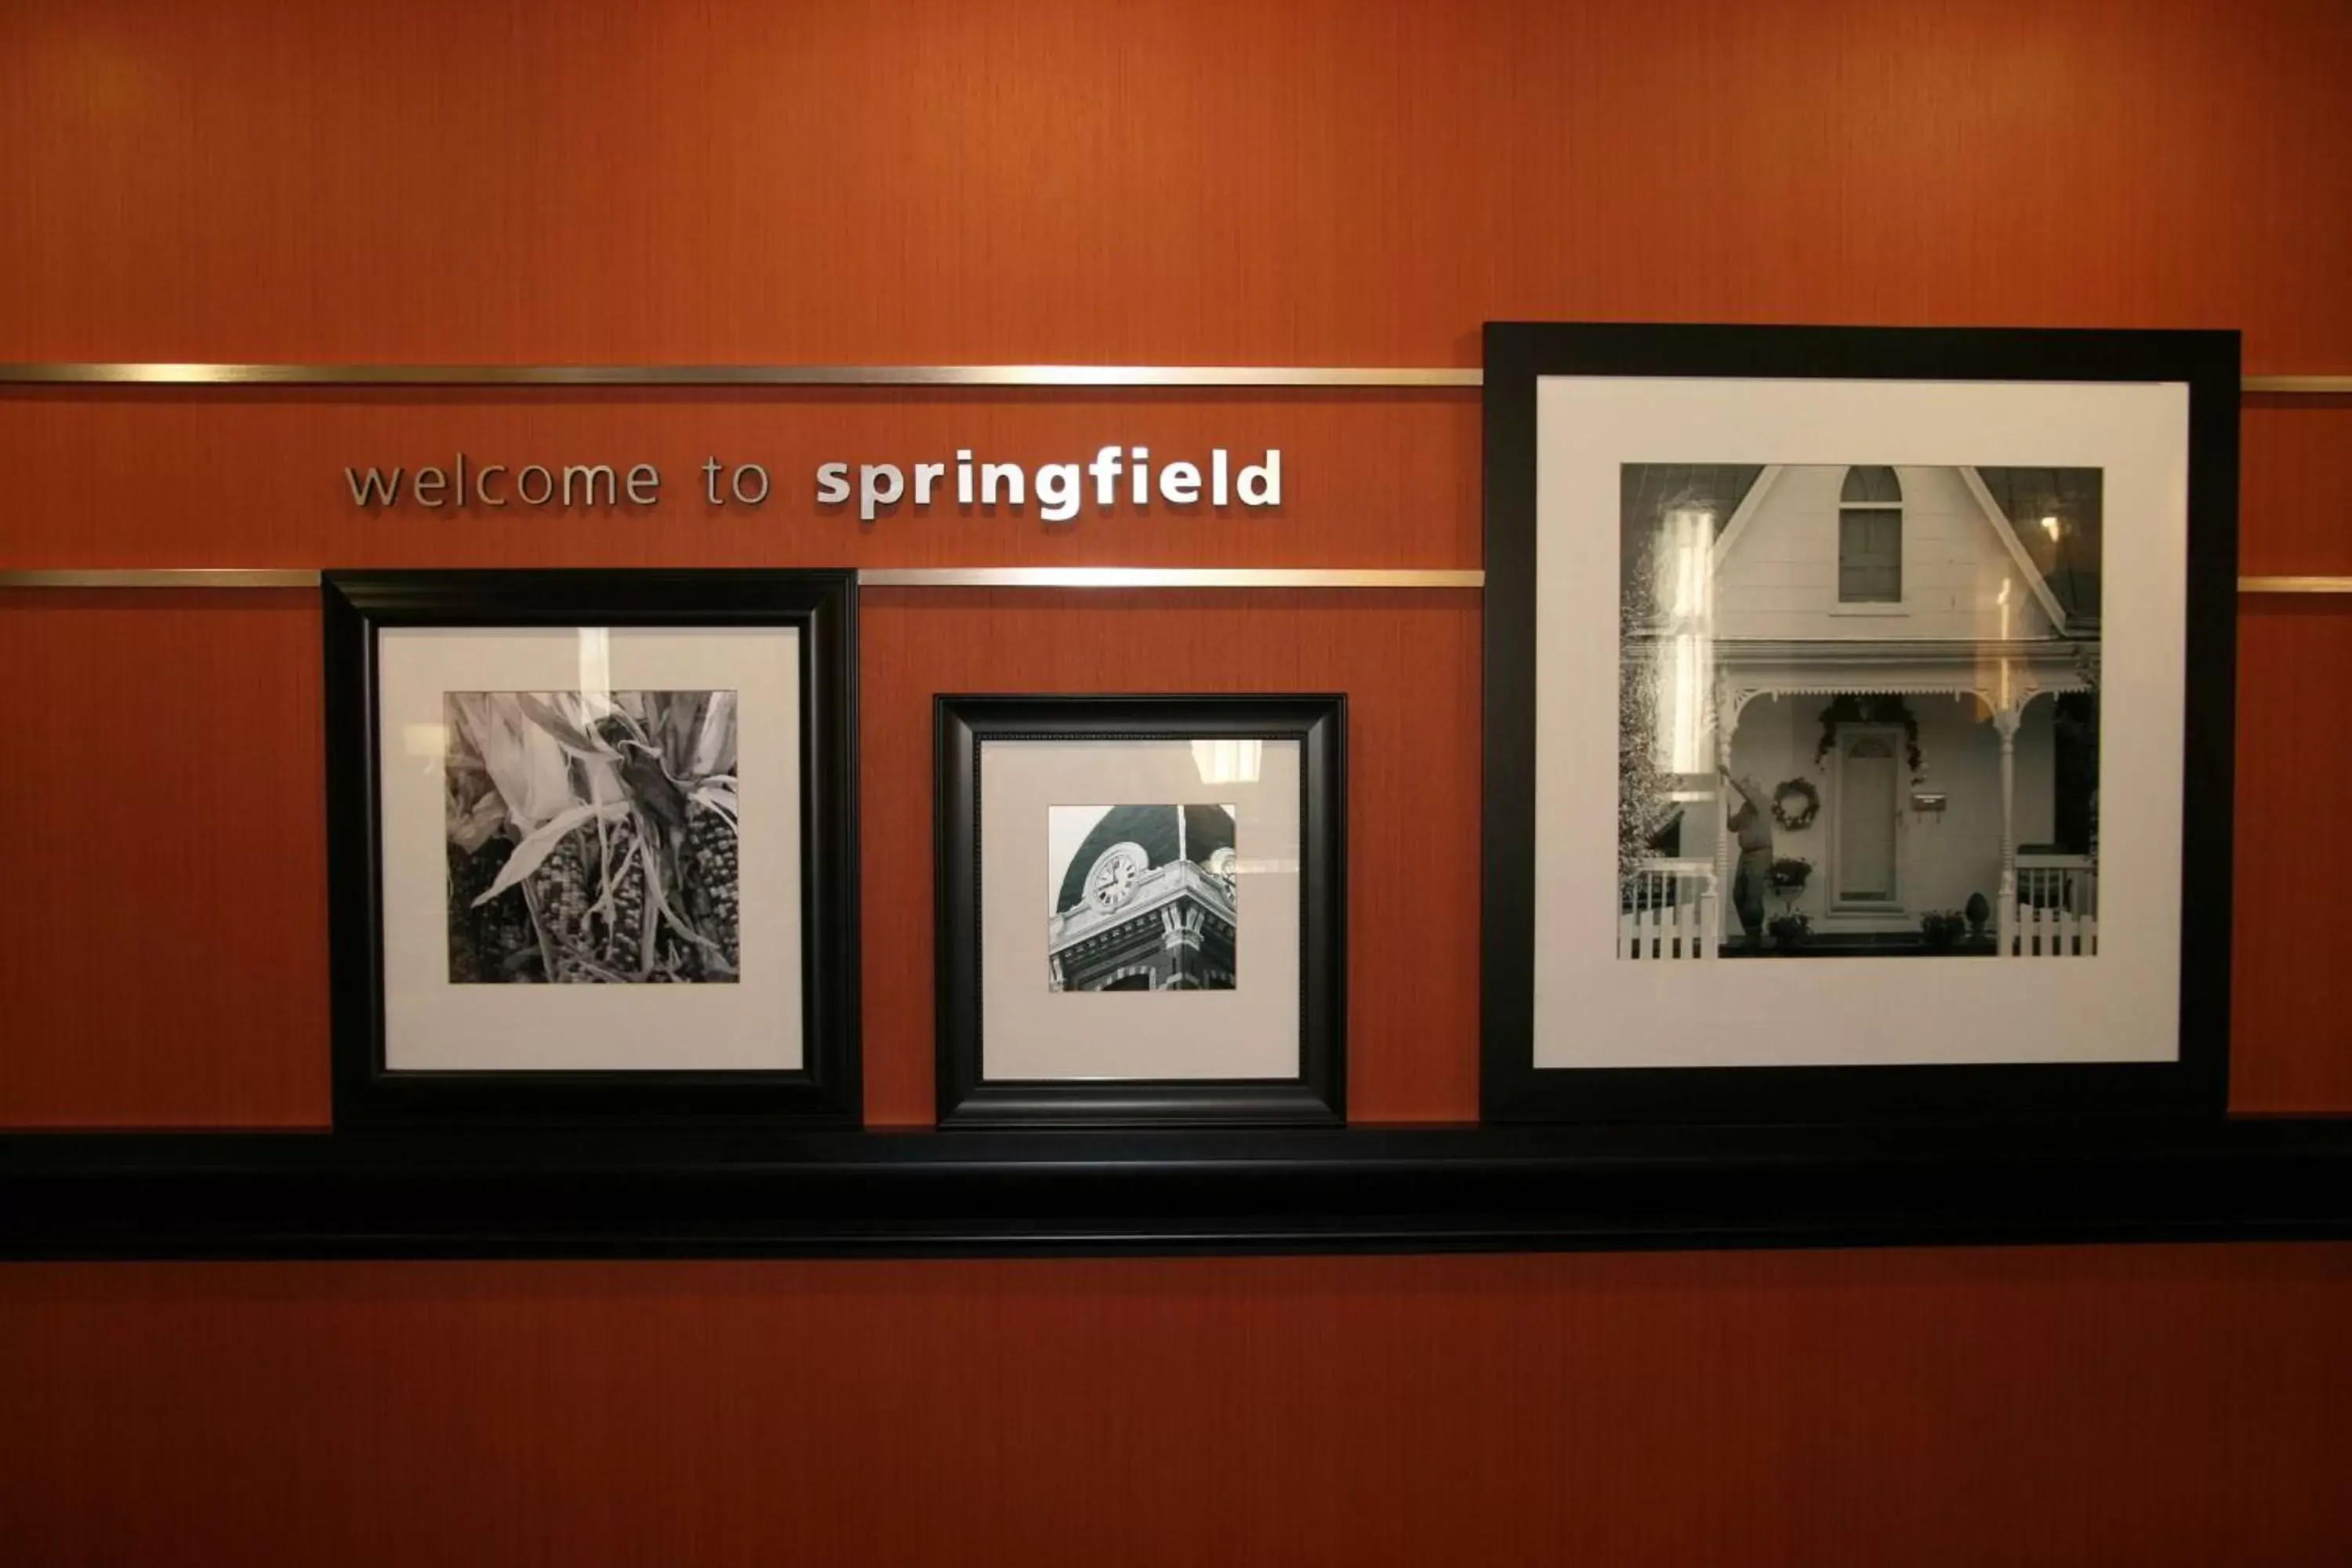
[935,694,1347,1128]
[325,568,861,1127]
[1482,322,2239,1125]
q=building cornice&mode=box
[1048,860,1237,951]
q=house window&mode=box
[1838,466,1903,604]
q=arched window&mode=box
[1838,466,1902,604]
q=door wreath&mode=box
[1770,778,1820,832]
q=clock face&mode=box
[1084,843,1148,912]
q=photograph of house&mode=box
[1618,463,2100,959]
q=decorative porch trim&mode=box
[1693,638,2095,724]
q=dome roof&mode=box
[1054,804,1236,915]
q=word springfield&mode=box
[343,447,1284,524]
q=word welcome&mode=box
[346,457,660,510]
[343,447,1283,524]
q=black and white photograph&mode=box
[1617,463,2100,960]
[935,695,1345,1127]
[446,689,740,985]
[1046,804,1239,992]
[1481,322,2238,1122]
[324,568,861,1126]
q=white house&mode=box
[1622,463,2100,959]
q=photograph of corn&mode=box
[444,689,741,984]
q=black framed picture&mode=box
[325,568,859,1125]
[1483,322,2238,1123]
[935,694,1346,1127]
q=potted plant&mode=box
[1965,891,1991,938]
[1767,857,1813,900]
[1766,911,1812,954]
[1919,909,1969,953]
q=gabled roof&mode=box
[1622,463,2102,637]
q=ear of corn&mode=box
[447,837,537,982]
[686,800,740,975]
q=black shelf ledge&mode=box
[2,1119,2349,1259]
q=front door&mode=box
[1833,726,1902,909]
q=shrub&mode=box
[1766,911,1812,952]
[1920,909,1969,950]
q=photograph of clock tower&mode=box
[1046,804,1240,992]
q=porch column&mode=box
[1711,681,1737,952]
[1994,703,2022,956]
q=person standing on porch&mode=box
[1721,766,1774,952]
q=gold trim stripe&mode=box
[2241,376,2352,395]
[858,567,1482,589]
[0,363,2342,393]
[0,567,1479,590]
[0,568,324,589]
[2239,575,2352,593]
[5,568,2346,593]
[0,363,1483,389]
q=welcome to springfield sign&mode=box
[345,446,1283,523]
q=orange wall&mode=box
[2,1,2348,1562]
[5,0,2350,370]
[3,1249,2349,1568]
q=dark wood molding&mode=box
[0,1116,2345,1259]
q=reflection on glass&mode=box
[1661,505,1714,775]
[1191,738,1263,785]
[576,626,612,715]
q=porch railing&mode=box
[2012,855,2097,956]
[1619,858,1719,960]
